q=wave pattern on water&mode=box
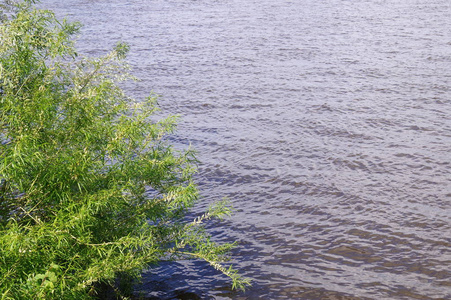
[43,0,451,299]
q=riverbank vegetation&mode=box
[0,0,249,298]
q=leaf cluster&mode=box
[0,1,249,298]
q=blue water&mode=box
[42,1,451,299]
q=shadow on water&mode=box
[132,261,371,300]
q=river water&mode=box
[42,0,450,299]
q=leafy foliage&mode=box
[0,1,249,298]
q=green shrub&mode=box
[0,0,249,298]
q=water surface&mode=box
[43,0,451,299]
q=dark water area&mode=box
[42,0,450,299]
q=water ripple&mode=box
[43,0,451,299]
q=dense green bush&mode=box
[0,0,248,298]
